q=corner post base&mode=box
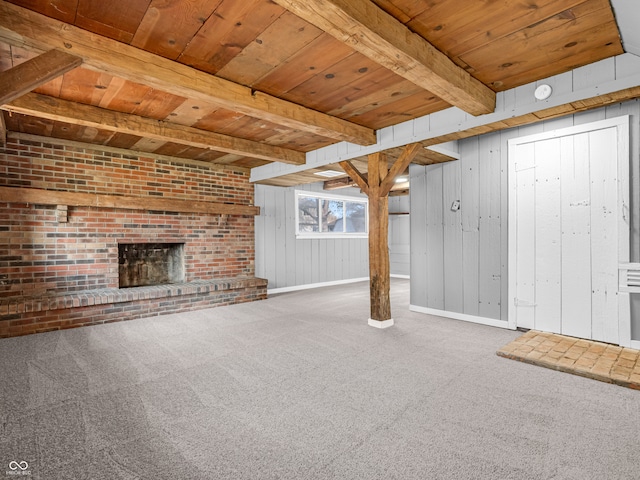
[368,318,394,329]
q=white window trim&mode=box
[295,190,368,239]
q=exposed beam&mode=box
[379,143,422,196]
[0,1,376,146]
[251,54,640,184]
[3,93,306,165]
[0,112,6,145]
[323,176,355,191]
[338,160,369,195]
[0,186,260,216]
[273,0,495,116]
[0,49,82,105]
[389,188,409,197]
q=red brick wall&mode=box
[1,138,253,202]
[0,136,265,335]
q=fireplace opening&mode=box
[118,243,185,288]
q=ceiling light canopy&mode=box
[314,170,345,178]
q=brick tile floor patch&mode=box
[497,330,640,390]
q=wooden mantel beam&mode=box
[0,49,82,105]
[3,93,306,165]
[0,186,260,216]
[273,0,495,116]
[0,0,376,146]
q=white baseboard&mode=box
[267,277,369,295]
[409,305,514,330]
[630,340,640,350]
[390,274,410,279]
[368,318,394,328]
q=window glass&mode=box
[345,201,367,233]
[322,199,344,232]
[297,196,320,232]
[296,191,367,238]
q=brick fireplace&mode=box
[0,134,267,337]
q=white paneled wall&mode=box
[389,195,410,277]
[255,183,412,291]
[410,99,640,340]
[255,183,369,291]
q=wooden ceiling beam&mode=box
[273,0,495,116]
[3,93,306,165]
[0,49,82,105]
[323,176,354,191]
[0,112,6,145]
[389,188,409,197]
[0,1,376,146]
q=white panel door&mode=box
[508,117,629,344]
[560,134,593,339]
[512,143,537,330]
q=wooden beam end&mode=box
[0,49,82,106]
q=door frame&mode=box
[507,116,630,344]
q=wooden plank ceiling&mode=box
[0,0,623,178]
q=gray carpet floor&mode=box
[1,279,638,479]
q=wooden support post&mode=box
[340,143,422,328]
[339,144,421,328]
[367,151,392,328]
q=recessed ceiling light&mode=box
[314,170,344,178]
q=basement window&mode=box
[295,191,368,239]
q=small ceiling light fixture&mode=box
[395,176,408,183]
[314,170,344,178]
[534,84,553,101]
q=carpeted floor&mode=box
[1,279,638,479]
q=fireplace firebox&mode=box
[118,243,185,288]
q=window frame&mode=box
[295,190,369,239]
